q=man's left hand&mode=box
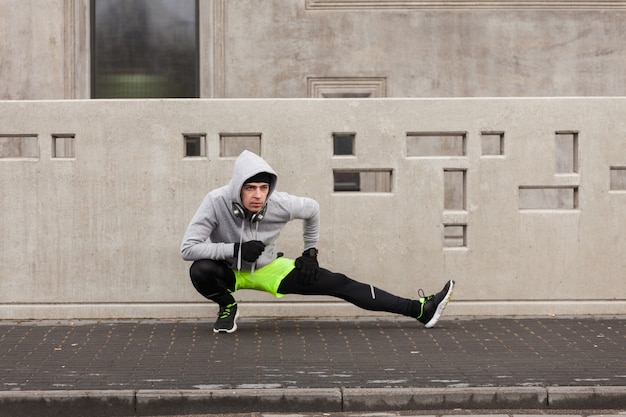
[295,248,319,285]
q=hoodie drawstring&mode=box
[250,221,260,276]
[236,218,260,277]
[236,220,245,272]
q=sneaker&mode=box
[213,302,239,333]
[416,280,455,328]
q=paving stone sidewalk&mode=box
[1,316,624,391]
[0,316,624,415]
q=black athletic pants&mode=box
[189,259,419,318]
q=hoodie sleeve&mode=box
[180,194,236,261]
[302,198,320,250]
[285,194,320,250]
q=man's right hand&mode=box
[234,240,266,262]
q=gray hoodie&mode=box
[180,150,320,270]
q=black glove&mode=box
[234,240,265,262]
[295,248,319,285]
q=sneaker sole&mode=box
[424,280,455,328]
[213,310,240,334]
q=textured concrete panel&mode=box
[0,99,625,318]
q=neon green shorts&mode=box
[233,257,296,298]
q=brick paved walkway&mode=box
[1,317,624,391]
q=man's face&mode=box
[240,182,270,213]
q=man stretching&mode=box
[181,150,454,333]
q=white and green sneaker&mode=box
[213,302,239,333]
[416,280,455,328]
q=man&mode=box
[181,150,454,333]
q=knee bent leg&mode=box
[189,259,235,298]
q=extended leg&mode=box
[278,268,455,327]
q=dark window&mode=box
[183,134,206,157]
[334,171,361,192]
[91,0,199,98]
[333,133,355,156]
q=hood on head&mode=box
[229,150,278,205]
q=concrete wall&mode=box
[1,98,625,319]
[3,0,626,99]
[224,1,626,98]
